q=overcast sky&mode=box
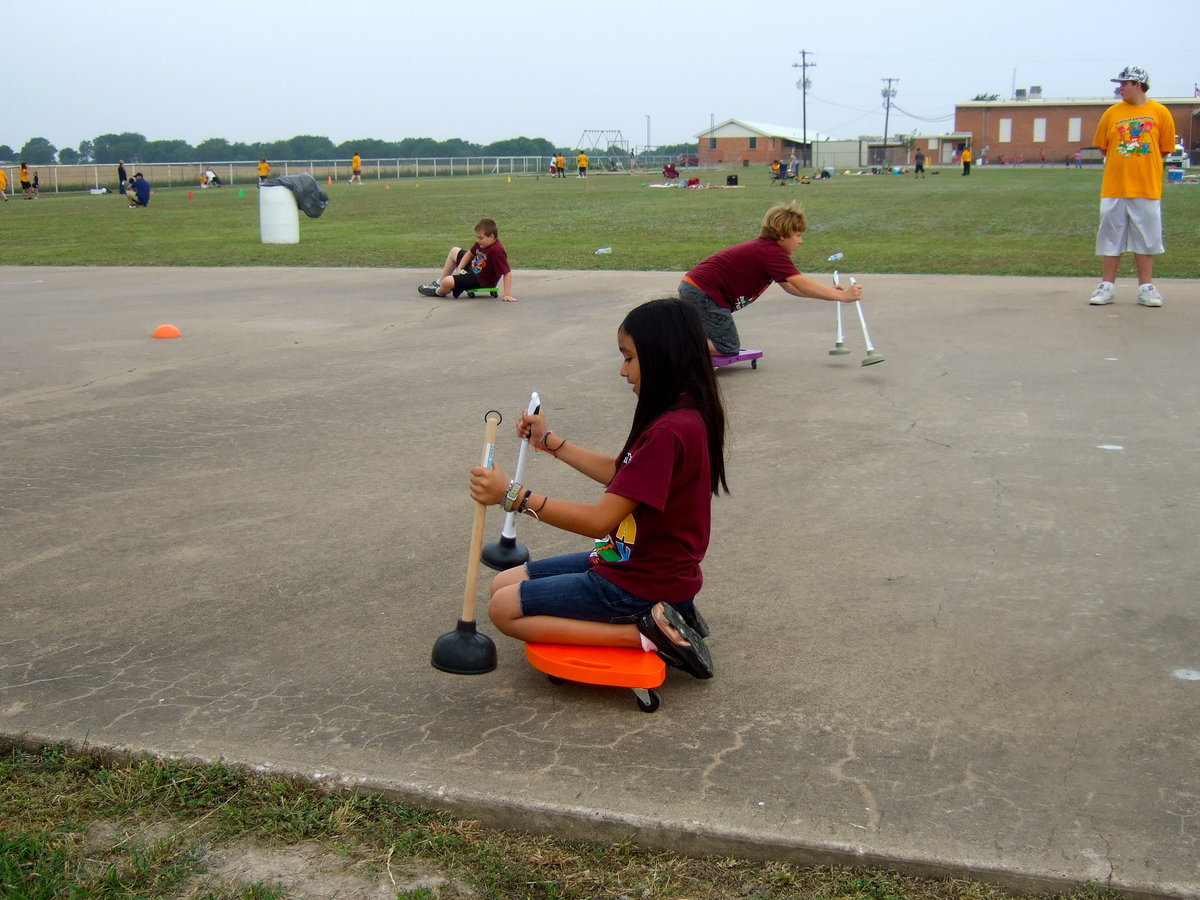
[8,0,1195,154]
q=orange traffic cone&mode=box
[188,191,194,200]
[152,324,182,339]
[327,175,333,185]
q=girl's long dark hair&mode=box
[618,298,728,495]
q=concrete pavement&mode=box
[1,266,1197,897]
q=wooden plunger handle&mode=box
[462,411,502,621]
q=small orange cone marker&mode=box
[152,324,182,339]
[327,175,333,184]
[188,191,194,200]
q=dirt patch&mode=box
[180,840,472,899]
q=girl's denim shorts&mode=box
[519,551,696,624]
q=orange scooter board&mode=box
[524,643,666,712]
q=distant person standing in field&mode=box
[19,162,31,198]
[577,151,588,178]
[1087,65,1176,308]
[350,152,362,184]
[118,161,127,196]
[914,150,926,178]
[556,153,566,178]
[0,167,9,201]
[961,146,972,176]
[258,158,271,184]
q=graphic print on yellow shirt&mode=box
[1114,116,1159,157]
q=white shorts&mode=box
[1095,197,1164,256]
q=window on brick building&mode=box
[999,118,1012,142]
[1068,118,1082,142]
[1033,118,1046,142]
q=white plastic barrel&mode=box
[258,184,299,244]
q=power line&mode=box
[890,104,955,123]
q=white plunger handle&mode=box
[850,278,875,352]
[833,272,844,341]
[499,392,540,539]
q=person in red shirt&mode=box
[468,298,727,678]
[419,217,516,302]
[679,201,862,356]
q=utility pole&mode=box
[881,77,899,162]
[792,50,815,167]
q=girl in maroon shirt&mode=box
[469,298,727,678]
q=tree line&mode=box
[2,133,697,166]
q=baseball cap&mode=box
[1111,65,1149,85]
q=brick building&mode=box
[692,119,833,168]
[954,94,1199,165]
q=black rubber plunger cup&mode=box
[432,410,502,675]
[480,534,529,571]
[431,618,497,675]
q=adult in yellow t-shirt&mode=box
[576,152,588,178]
[258,159,271,183]
[960,147,971,176]
[555,153,565,178]
[350,153,362,184]
[0,167,8,201]
[1087,65,1176,308]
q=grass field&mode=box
[6,166,1198,278]
[2,744,1120,900]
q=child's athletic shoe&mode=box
[637,602,713,679]
[1136,284,1163,307]
[1088,282,1115,305]
[681,603,710,638]
[418,283,439,297]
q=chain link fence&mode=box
[2,154,691,194]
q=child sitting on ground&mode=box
[418,217,515,302]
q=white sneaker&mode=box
[1136,284,1163,307]
[1088,282,1115,305]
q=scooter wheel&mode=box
[635,689,661,713]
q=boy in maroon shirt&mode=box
[680,201,862,355]
[419,217,516,301]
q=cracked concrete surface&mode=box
[1,266,1198,897]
